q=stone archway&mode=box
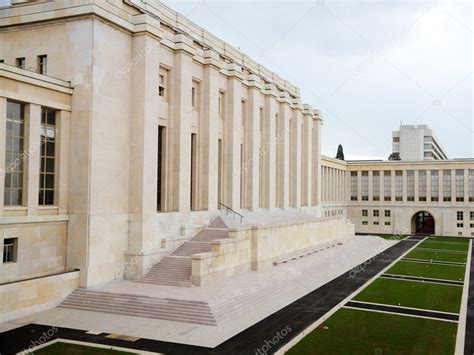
[411,211,435,235]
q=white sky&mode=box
[162,0,473,160]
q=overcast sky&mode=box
[163,0,473,160]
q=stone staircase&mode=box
[59,289,217,326]
[135,217,229,287]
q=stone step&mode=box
[135,279,193,287]
[62,297,214,317]
[60,304,215,326]
[59,290,215,325]
[67,292,207,310]
[191,229,229,242]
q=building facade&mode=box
[0,0,472,323]
[392,124,448,160]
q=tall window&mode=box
[350,171,357,201]
[158,67,168,100]
[456,170,464,202]
[443,170,451,202]
[218,91,225,118]
[418,170,426,201]
[407,170,414,201]
[361,171,368,201]
[37,55,47,75]
[39,108,56,205]
[395,171,403,201]
[4,101,25,206]
[191,81,200,110]
[470,169,474,202]
[157,126,165,212]
[457,211,463,228]
[372,171,380,201]
[384,171,391,201]
[431,170,439,202]
[2,237,17,263]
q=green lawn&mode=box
[287,308,457,355]
[427,236,470,244]
[386,261,465,281]
[35,342,134,354]
[406,250,468,263]
[353,278,462,313]
[418,241,469,252]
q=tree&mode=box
[336,144,344,161]
[388,152,401,161]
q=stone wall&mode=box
[0,270,79,322]
[191,217,354,286]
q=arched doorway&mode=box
[412,211,435,235]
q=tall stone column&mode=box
[56,110,70,215]
[276,97,290,209]
[311,113,322,208]
[0,97,6,215]
[25,103,41,215]
[243,76,261,210]
[290,108,302,208]
[169,35,194,212]
[301,109,312,207]
[260,87,278,209]
[223,64,242,210]
[129,34,161,252]
[199,50,221,212]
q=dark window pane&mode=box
[46,158,55,172]
[38,191,44,205]
[44,190,54,205]
[45,174,54,188]
[4,173,11,188]
[4,190,10,205]
[46,142,55,157]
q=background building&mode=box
[392,124,448,161]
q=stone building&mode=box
[392,124,449,160]
[0,0,472,323]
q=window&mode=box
[395,171,403,201]
[191,81,200,110]
[361,171,368,201]
[385,221,391,226]
[471,211,474,221]
[218,91,225,118]
[15,57,25,69]
[384,171,391,201]
[158,67,168,99]
[457,223,463,228]
[419,170,427,201]
[2,238,17,263]
[372,171,380,201]
[4,101,25,206]
[385,210,391,217]
[0,60,4,63]
[373,221,379,225]
[39,108,56,205]
[37,55,47,75]
[373,210,379,217]
[362,209,368,217]
[362,221,368,225]
[456,170,464,202]
[351,171,358,201]
[443,170,451,202]
[469,169,474,202]
[431,170,439,202]
[457,211,463,221]
[471,223,474,228]
[392,137,399,143]
[407,171,414,201]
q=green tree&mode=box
[336,144,345,161]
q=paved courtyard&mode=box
[2,235,396,349]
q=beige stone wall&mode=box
[191,217,354,286]
[0,270,79,322]
[0,221,68,284]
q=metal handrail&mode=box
[218,202,244,224]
